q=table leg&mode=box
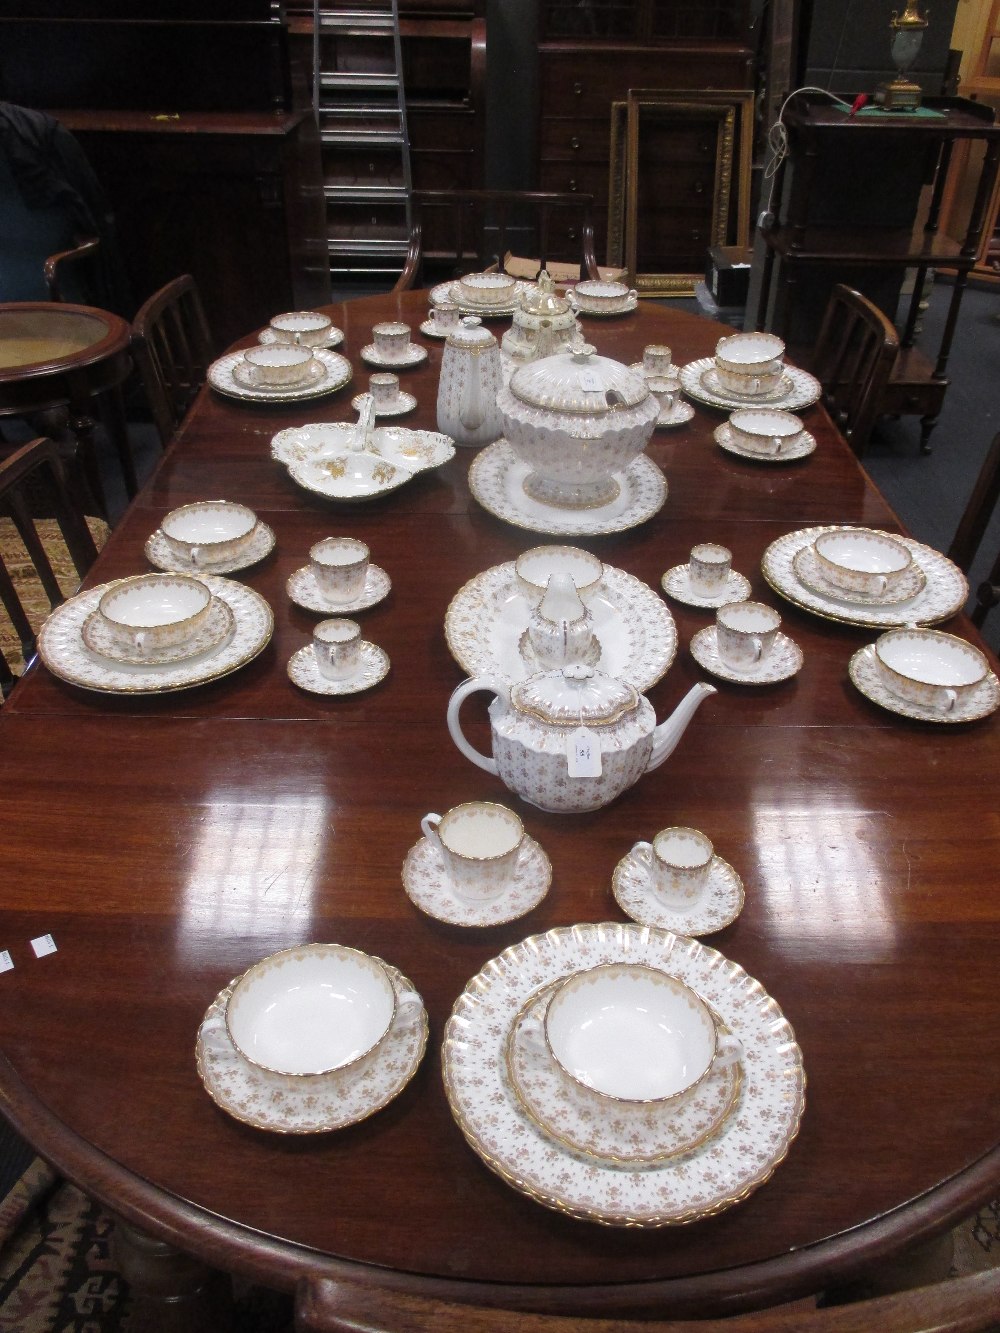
[111,1215,235,1332]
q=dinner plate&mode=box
[468,440,667,536]
[38,575,273,694]
[208,349,352,402]
[196,960,427,1134]
[679,358,820,413]
[445,559,677,691]
[762,527,968,628]
[848,644,1000,724]
[441,921,806,1226]
[145,522,276,576]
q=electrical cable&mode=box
[758,86,853,230]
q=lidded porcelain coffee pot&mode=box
[501,270,581,365]
[447,667,715,813]
[436,316,504,448]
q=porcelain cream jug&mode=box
[436,316,504,448]
[525,572,599,670]
[447,666,715,813]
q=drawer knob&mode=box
[694,181,704,195]
[568,178,578,192]
[570,136,580,150]
[573,81,583,95]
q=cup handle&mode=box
[394,988,424,1027]
[244,362,261,384]
[627,289,638,301]
[662,391,676,412]
[714,1031,744,1071]
[420,812,443,854]
[633,840,654,866]
[770,435,783,455]
[750,635,763,662]
[942,688,958,712]
[874,575,889,594]
[134,631,147,654]
[518,1008,549,1064]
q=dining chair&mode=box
[947,429,1000,627]
[130,273,215,447]
[810,284,900,457]
[0,435,102,698]
[294,1265,1000,1333]
[43,236,103,304]
[392,189,601,292]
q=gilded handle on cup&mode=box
[420,812,443,851]
[750,635,763,662]
[714,1031,743,1071]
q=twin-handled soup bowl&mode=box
[572,280,637,313]
[715,331,785,397]
[874,628,989,714]
[814,528,912,598]
[242,342,317,386]
[160,501,258,568]
[268,310,333,346]
[728,408,804,457]
[458,271,517,308]
[97,573,213,658]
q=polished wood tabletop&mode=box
[1,289,998,1321]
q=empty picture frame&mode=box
[608,89,754,297]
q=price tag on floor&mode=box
[567,726,602,777]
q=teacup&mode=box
[874,628,988,714]
[313,618,362,681]
[572,279,637,313]
[634,826,715,907]
[642,344,673,376]
[268,310,333,346]
[514,544,604,607]
[160,500,257,568]
[371,321,412,360]
[688,542,732,596]
[310,536,369,603]
[225,943,403,1079]
[369,372,402,409]
[646,375,678,416]
[715,332,785,396]
[429,301,460,332]
[97,573,213,657]
[458,272,516,308]
[541,962,741,1104]
[728,408,804,457]
[814,528,912,597]
[242,343,316,386]
[716,600,781,670]
[420,801,526,902]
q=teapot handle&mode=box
[447,677,506,776]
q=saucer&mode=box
[714,422,817,463]
[208,349,352,402]
[359,343,428,370]
[81,594,235,667]
[690,625,803,684]
[612,846,744,935]
[401,835,551,927]
[792,543,927,608]
[567,291,638,317]
[258,325,344,351]
[352,390,417,418]
[848,644,1000,724]
[661,564,752,610]
[195,960,427,1134]
[505,981,741,1166]
[419,318,452,339]
[655,398,695,428]
[287,641,390,695]
[286,564,391,615]
[145,522,276,576]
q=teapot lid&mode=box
[518,270,571,318]
[510,665,639,726]
[508,344,648,416]
[446,316,498,349]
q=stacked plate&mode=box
[442,922,805,1226]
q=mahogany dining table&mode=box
[1,288,998,1329]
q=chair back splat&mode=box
[947,430,1000,626]
[131,274,214,447]
[810,283,899,457]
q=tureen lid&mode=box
[508,344,649,415]
[510,665,640,726]
[446,316,498,349]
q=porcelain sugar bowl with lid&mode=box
[496,344,660,508]
[500,270,581,366]
[447,666,715,813]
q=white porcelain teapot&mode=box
[447,666,715,814]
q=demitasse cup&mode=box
[573,280,637,312]
[728,408,804,457]
[369,372,401,409]
[458,272,516,308]
[313,618,362,681]
[541,962,742,1105]
[642,344,673,376]
[634,826,715,907]
[160,500,258,568]
[716,600,781,669]
[514,544,604,607]
[225,943,403,1079]
[420,801,526,902]
[714,332,785,396]
[310,536,369,603]
[268,310,333,346]
[243,343,316,386]
[371,321,412,360]
[814,528,912,597]
[98,573,213,657]
[688,542,732,595]
[874,628,988,714]
[430,301,460,332]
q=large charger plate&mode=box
[761,526,968,628]
[208,349,352,402]
[442,922,806,1227]
[445,560,677,691]
[679,358,820,413]
[38,575,273,694]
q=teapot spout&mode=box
[647,682,716,772]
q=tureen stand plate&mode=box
[679,358,820,413]
[468,440,667,537]
[848,644,1000,724]
[441,921,806,1226]
[145,521,276,576]
[611,846,745,936]
[401,835,551,927]
[762,527,968,629]
[445,560,677,692]
[38,575,273,695]
[208,349,352,402]
[196,961,427,1134]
